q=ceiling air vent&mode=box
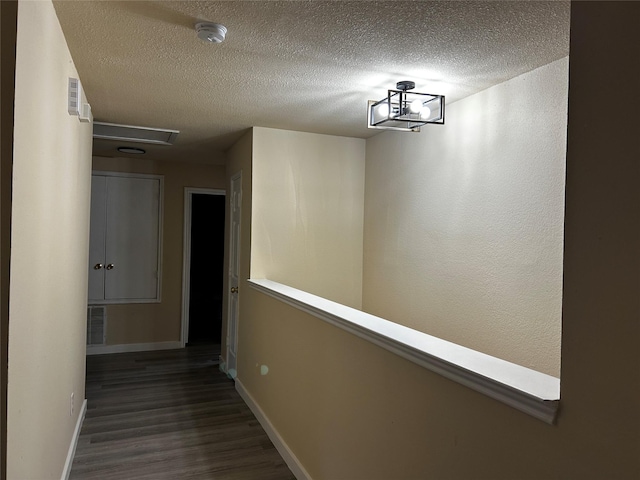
[93,121,179,145]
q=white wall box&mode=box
[88,172,163,304]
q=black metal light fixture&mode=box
[368,81,445,132]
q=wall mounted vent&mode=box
[87,306,106,346]
[93,121,179,145]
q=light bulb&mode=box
[377,103,389,117]
[409,99,423,114]
[420,106,432,120]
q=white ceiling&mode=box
[53,1,570,165]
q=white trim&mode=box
[219,355,228,375]
[183,187,226,196]
[61,399,87,480]
[92,170,164,180]
[180,187,226,347]
[86,341,182,355]
[88,298,161,305]
[248,279,560,424]
[236,379,312,480]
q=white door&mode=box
[227,172,242,376]
[104,176,160,300]
[88,173,162,303]
[88,176,107,300]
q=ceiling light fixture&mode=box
[117,146,146,155]
[195,22,227,44]
[368,81,445,132]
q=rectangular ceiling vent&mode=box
[93,121,179,145]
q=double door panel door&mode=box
[89,174,162,303]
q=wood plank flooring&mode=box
[70,345,295,480]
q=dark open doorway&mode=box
[187,193,225,345]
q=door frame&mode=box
[180,187,226,347]
[225,172,242,376]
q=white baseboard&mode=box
[235,379,311,480]
[61,399,87,480]
[219,355,228,374]
[86,341,182,355]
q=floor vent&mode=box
[87,306,106,346]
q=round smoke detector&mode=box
[195,22,227,44]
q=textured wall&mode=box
[234,4,639,478]
[91,156,226,346]
[222,129,253,367]
[7,1,93,477]
[363,58,568,376]
[251,127,365,308]
[0,2,17,476]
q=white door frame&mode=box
[180,187,226,347]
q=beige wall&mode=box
[7,1,93,477]
[251,127,365,308]
[0,2,17,476]
[92,156,226,345]
[235,3,639,479]
[223,129,253,366]
[363,58,568,376]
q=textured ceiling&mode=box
[53,1,569,165]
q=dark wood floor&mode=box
[70,345,295,480]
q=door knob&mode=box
[230,286,238,293]
[93,263,103,270]
[106,263,115,270]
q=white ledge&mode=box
[249,279,560,424]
